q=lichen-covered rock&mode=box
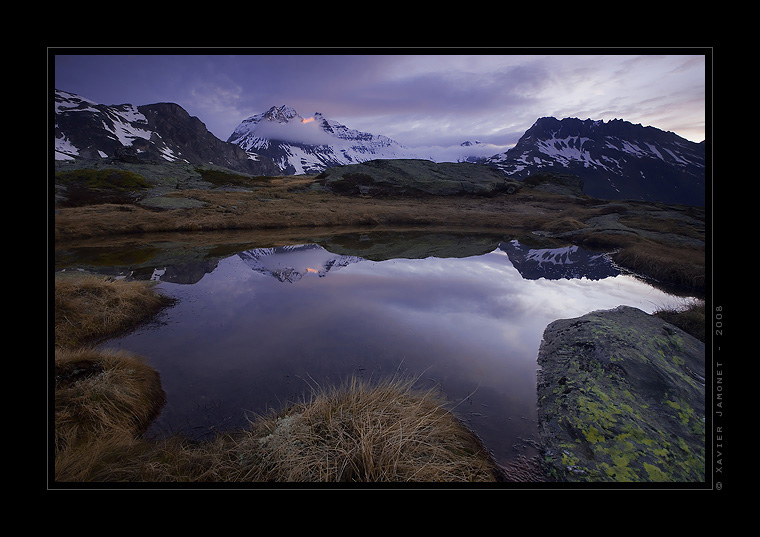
[316,159,520,197]
[536,305,705,482]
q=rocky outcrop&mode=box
[536,305,705,482]
[521,172,584,197]
[316,159,521,197]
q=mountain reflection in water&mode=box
[499,239,620,281]
[237,244,365,283]
[100,239,689,467]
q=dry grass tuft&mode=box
[653,300,706,342]
[55,433,234,483]
[53,347,167,480]
[226,376,504,482]
[53,370,504,483]
[54,273,173,349]
[55,368,504,483]
[612,240,705,294]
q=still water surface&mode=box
[96,234,691,466]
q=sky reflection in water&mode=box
[103,242,689,465]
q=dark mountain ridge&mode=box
[53,90,280,176]
[486,117,705,206]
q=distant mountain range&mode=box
[53,89,706,205]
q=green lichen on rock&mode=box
[537,306,705,482]
[55,168,152,191]
[55,168,153,206]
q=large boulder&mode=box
[316,159,520,197]
[536,305,705,482]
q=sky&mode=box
[52,50,708,158]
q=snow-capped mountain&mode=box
[456,141,491,163]
[53,89,706,206]
[498,239,620,281]
[53,89,280,175]
[227,105,431,175]
[486,117,705,206]
[236,244,365,283]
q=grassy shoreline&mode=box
[52,273,513,483]
[54,174,706,297]
[51,170,706,483]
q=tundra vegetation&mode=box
[51,162,706,483]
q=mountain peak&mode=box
[262,105,301,123]
[227,106,427,175]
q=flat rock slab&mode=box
[317,159,520,196]
[536,305,705,482]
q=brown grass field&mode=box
[54,174,706,296]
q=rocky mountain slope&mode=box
[54,90,280,176]
[486,117,705,206]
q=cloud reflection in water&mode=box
[104,242,689,465]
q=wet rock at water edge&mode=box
[536,305,705,482]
